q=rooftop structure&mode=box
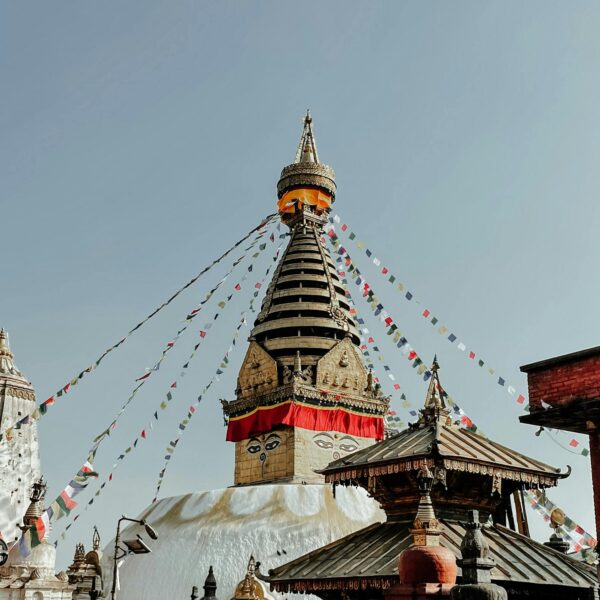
[519,345,600,579]
[268,361,598,599]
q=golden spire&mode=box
[277,112,336,205]
[295,110,319,164]
[420,356,449,423]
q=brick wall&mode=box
[525,353,600,410]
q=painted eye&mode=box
[265,440,280,451]
[314,440,334,449]
[247,444,261,454]
[340,444,358,453]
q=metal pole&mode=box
[110,517,123,600]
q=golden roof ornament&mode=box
[420,356,450,424]
[277,111,336,227]
[231,556,274,600]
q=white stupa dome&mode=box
[103,483,383,600]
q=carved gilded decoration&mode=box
[237,342,278,399]
[316,338,367,394]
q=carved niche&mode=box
[237,342,278,399]
[316,337,367,394]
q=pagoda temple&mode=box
[108,114,389,599]
[268,360,599,599]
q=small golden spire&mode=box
[295,110,319,164]
[420,357,449,424]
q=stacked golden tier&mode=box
[252,222,360,367]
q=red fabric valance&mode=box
[226,400,384,442]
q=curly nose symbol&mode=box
[333,451,340,460]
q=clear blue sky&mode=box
[2,2,600,567]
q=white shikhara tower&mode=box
[0,330,42,543]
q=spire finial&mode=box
[203,565,217,598]
[92,525,100,551]
[0,329,11,355]
[294,110,320,164]
[421,357,448,423]
[294,351,302,375]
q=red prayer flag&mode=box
[381,267,388,274]
[141,430,146,439]
[170,382,177,388]
[255,283,262,289]
[569,439,579,448]
[341,224,348,231]
[422,309,430,318]
[393,383,401,390]
[235,283,241,291]
[63,383,70,393]
[384,317,393,326]
[368,337,374,344]
[199,331,206,338]
[408,350,417,360]
[516,394,525,404]
[469,351,476,359]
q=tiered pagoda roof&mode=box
[268,361,597,599]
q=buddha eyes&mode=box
[340,443,358,453]
[265,439,280,451]
[247,436,281,454]
[314,439,334,449]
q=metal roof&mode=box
[268,519,597,591]
[323,418,563,481]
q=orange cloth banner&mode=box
[278,188,332,214]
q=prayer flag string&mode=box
[151,242,284,502]
[87,223,273,459]
[0,213,278,444]
[327,217,588,455]
[54,235,285,545]
[324,226,595,553]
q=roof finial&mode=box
[0,328,24,377]
[0,329,12,355]
[294,109,320,164]
[92,525,101,551]
[421,357,448,423]
[294,351,302,375]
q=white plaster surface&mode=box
[102,483,384,600]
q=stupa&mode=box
[107,114,389,599]
[0,330,42,544]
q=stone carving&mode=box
[237,342,278,399]
[297,365,313,384]
[282,365,293,385]
[330,306,349,330]
[317,338,367,393]
[339,350,349,368]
